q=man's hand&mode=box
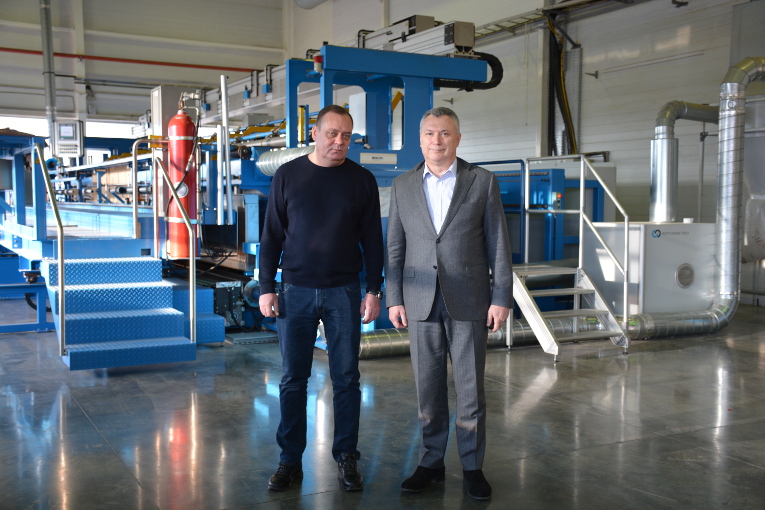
[389,305,408,329]
[486,305,510,332]
[360,293,381,324]
[259,292,279,318]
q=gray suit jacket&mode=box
[386,158,513,322]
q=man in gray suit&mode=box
[386,107,513,501]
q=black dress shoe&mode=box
[463,469,492,500]
[401,465,446,492]
[337,452,364,491]
[268,462,303,491]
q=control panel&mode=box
[53,120,84,158]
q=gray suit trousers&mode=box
[409,283,487,471]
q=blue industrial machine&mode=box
[0,30,605,368]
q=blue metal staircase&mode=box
[166,278,226,345]
[41,257,197,370]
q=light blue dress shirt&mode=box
[422,159,457,233]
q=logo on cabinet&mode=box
[652,229,661,238]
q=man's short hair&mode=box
[420,107,460,134]
[315,104,353,128]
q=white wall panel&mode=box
[288,0,334,59]
[451,30,545,165]
[571,0,740,222]
[83,0,281,48]
[388,0,541,28]
[332,0,385,46]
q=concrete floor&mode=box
[1,298,765,510]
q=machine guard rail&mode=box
[130,138,156,239]
[524,155,630,331]
[154,157,196,344]
[35,143,66,356]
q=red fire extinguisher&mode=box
[166,109,197,258]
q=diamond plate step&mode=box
[48,281,174,314]
[64,308,184,343]
[166,279,225,343]
[184,313,226,344]
[63,337,196,371]
[529,288,595,297]
[42,257,162,286]
[168,279,214,314]
[513,266,579,277]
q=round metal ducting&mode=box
[676,263,695,289]
[256,146,314,176]
[242,280,260,307]
[294,0,329,9]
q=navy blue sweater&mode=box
[258,155,384,295]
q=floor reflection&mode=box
[2,298,765,508]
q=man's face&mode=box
[311,112,353,167]
[420,114,461,169]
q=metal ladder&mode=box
[513,264,628,361]
[516,154,631,361]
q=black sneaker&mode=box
[268,461,303,491]
[337,452,364,491]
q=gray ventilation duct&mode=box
[256,146,314,176]
[650,101,719,222]
[630,57,765,339]
[294,0,329,9]
[358,317,601,359]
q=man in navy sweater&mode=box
[258,104,384,492]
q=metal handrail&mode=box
[130,140,168,258]
[131,138,170,246]
[523,154,630,332]
[472,159,526,169]
[154,157,196,344]
[582,158,629,220]
[220,75,233,225]
[579,157,629,332]
[216,125,225,225]
[34,143,66,356]
[580,213,623,273]
[131,138,150,239]
[523,158,531,263]
[523,155,586,262]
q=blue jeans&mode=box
[276,282,362,464]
